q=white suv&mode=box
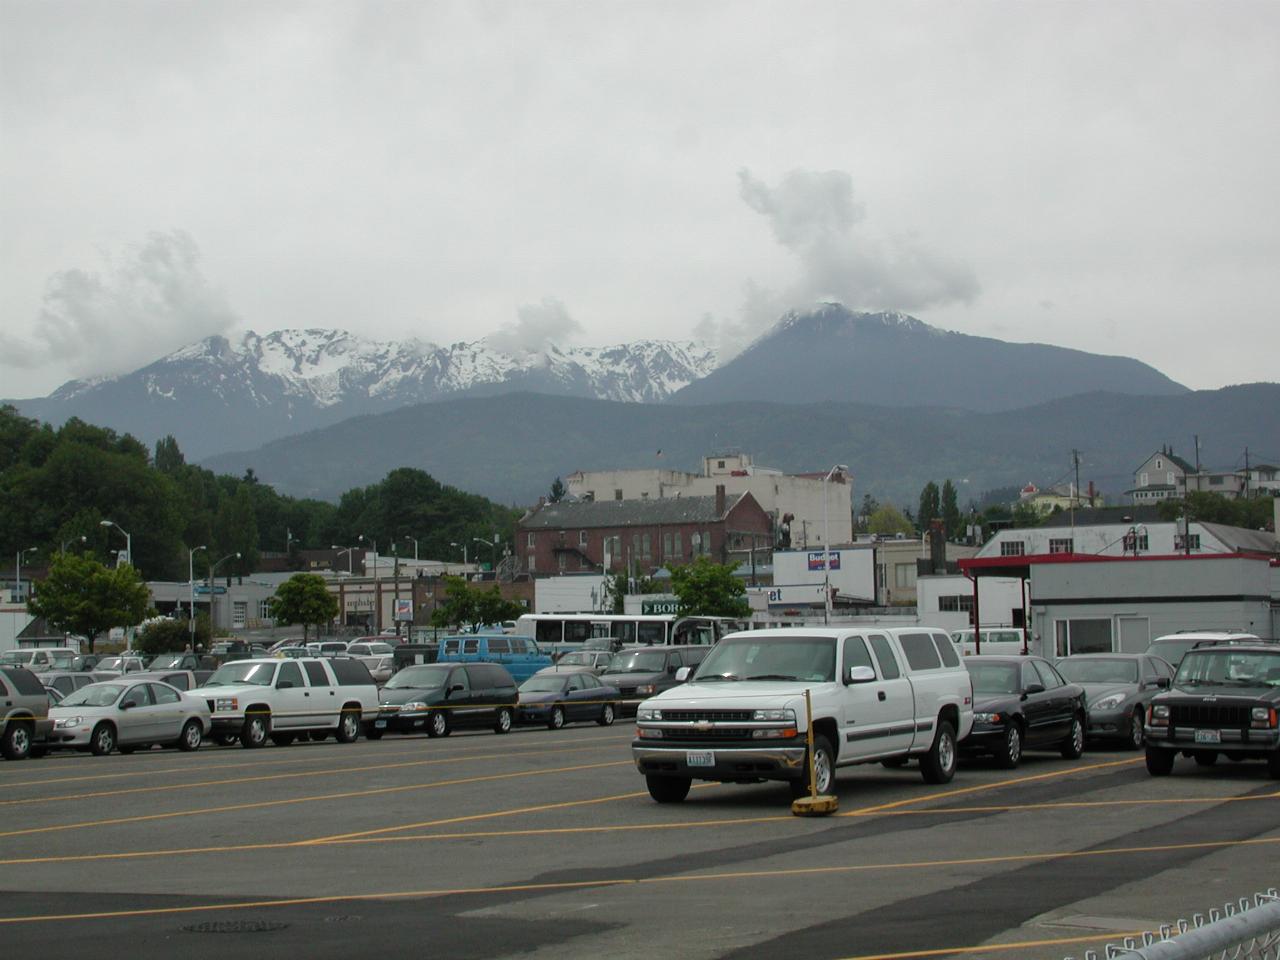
[633,627,974,803]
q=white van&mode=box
[950,628,1027,657]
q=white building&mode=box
[915,574,1026,635]
[565,452,853,548]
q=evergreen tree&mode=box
[549,477,567,503]
[941,479,961,539]
[917,482,941,534]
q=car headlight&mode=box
[1151,705,1170,719]
[1251,707,1277,729]
[1090,693,1126,710]
[636,685,657,695]
[55,716,83,728]
[974,712,1003,724]
[752,708,796,721]
[215,697,238,712]
[402,701,428,712]
[637,708,662,721]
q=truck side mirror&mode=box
[675,666,691,682]
[844,666,876,685]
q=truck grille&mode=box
[660,709,754,722]
[660,728,754,742]
[1170,704,1251,728]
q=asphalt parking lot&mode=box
[1,725,1277,960]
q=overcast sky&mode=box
[3,0,1278,399]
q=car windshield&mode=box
[59,684,125,707]
[149,655,184,669]
[0,651,34,665]
[1176,651,1280,687]
[47,650,76,666]
[520,677,568,693]
[97,657,122,670]
[205,662,276,687]
[694,637,836,683]
[967,663,1021,695]
[607,652,669,674]
[383,666,449,690]
[557,653,591,666]
[1058,659,1139,684]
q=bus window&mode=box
[535,620,562,646]
[637,621,666,646]
[616,622,636,643]
[564,620,592,643]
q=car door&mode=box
[1032,658,1075,739]
[148,683,185,742]
[444,667,474,726]
[118,683,158,743]
[272,660,310,730]
[1019,660,1058,746]
[563,673,590,720]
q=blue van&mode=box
[435,634,552,682]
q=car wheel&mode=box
[336,708,360,743]
[598,703,616,727]
[90,722,116,757]
[270,733,296,747]
[1193,751,1218,767]
[240,713,269,749]
[214,732,239,747]
[1145,745,1175,776]
[920,721,958,784]
[493,707,513,735]
[178,720,202,752]
[996,723,1023,770]
[1060,714,1085,759]
[427,710,449,738]
[1,722,33,761]
[790,735,835,799]
[646,775,692,803]
[1127,709,1145,750]
[547,706,566,730]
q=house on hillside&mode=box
[517,486,773,577]
[1127,447,1196,504]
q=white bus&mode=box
[512,613,744,649]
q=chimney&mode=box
[928,519,945,573]
[715,484,726,516]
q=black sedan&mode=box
[517,670,619,729]
[1056,653,1174,749]
[961,656,1087,768]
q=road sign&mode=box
[193,585,228,595]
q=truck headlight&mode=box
[637,708,662,721]
[1251,707,1277,729]
[637,727,663,739]
[1150,704,1169,727]
[215,698,238,712]
[1090,693,1126,710]
[751,726,799,739]
[751,708,796,721]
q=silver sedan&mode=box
[47,680,212,756]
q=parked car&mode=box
[0,648,86,672]
[600,646,707,715]
[373,663,517,738]
[126,669,200,692]
[517,669,619,728]
[146,653,219,685]
[46,679,211,755]
[364,656,395,685]
[0,666,54,760]
[1144,642,1280,778]
[538,650,615,675]
[304,641,349,658]
[345,640,396,658]
[950,628,1027,657]
[961,656,1087,768]
[94,654,149,677]
[1056,653,1174,749]
[40,670,112,699]
[1145,631,1261,669]
[435,633,551,682]
[200,656,380,747]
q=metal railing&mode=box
[1066,889,1280,960]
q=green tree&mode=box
[858,494,880,530]
[941,479,961,539]
[917,481,941,534]
[214,484,260,576]
[601,571,659,613]
[1010,501,1042,528]
[548,477,567,503]
[26,552,151,653]
[867,505,914,537]
[429,576,523,631]
[268,573,340,642]
[133,617,207,656]
[154,435,186,474]
[1156,491,1276,530]
[668,557,751,618]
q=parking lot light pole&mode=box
[360,535,379,631]
[188,545,207,646]
[99,519,132,568]
[450,541,468,567]
[60,535,87,554]
[331,545,354,574]
[209,552,240,634]
[474,535,499,573]
[822,464,849,625]
[400,535,419,561]
[15,547,37,604]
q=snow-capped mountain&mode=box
[17,329,719,460]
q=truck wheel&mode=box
[1126,709,1145,750]
[427,711,450,738]
[1145,746,1175,776]
[646,775,691,803]
[178,720,203,752]
[790,735,835,799]
[920,721,957,784]
[995,723,1022,770]
[1194,751,1218,767]
[91,722,116,757]
[240,713,269,749]
[2,721,33,760]
[336,707,360,743]
[493,707,513,734]
[1060,714,1085,759]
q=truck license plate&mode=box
[686,751,714,767]
[1194,729,1221,744]
[375,720,387,729]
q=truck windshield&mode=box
[694,637,835,683]
[205,662,276,687]
[1176,651,1280,686]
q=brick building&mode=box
[517,486,773,576]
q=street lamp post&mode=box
[474,535,500,575]
[15,547,37,604]
[188,545,207,647]
[331,545,354,575]
[400,536,419,561]
[450,541,468,567]
[359,536,379,631]
[822,464,850,625]
[60,535,87,554]
[208,552,241,634]
[99,519,132,568]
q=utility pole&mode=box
[1244,446,1250,497]
[1071,448,1080,547]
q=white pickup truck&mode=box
[200,656,381,748]
[632,627,974,803]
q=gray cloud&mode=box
[484,297,583,356]
[702,169,981,358]
[1,230,238,378]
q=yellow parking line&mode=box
[833,929,1146,959]
[3,834,1277,926]
[0,760,630,839]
